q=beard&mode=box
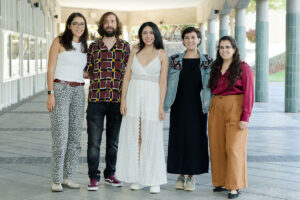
[103,27,116,37]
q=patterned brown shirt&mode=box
[84,38,130,103]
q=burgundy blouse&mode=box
[212,62,254,122]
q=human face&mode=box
[69,16,85,39]
[142,26,155,46]
[219,40,236,61]
[183,31,201,51]
[103,14,117,37]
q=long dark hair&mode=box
[59,12,88,53]
[137,22,164,53]
[97,11,122,38]
[208,36,242,90]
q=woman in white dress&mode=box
[116,22,169,194]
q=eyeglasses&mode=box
[71,22,85,27]
[218,46,233,50]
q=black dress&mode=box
[167,58,209,175]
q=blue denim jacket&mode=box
[164,51,213,114]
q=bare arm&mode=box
[159,50,169,121]
[46,37,60,112]
[83,43,94,79]
[120,48,137,115]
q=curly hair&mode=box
[97,12,122,38]
[208,36,242,90]
[59,12,88,53]
[181,27,202,47]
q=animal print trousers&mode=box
[50,83,85,183]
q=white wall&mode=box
[0,0,54,111]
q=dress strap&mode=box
[157,49,161,57]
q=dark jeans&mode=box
[87,102,122,181]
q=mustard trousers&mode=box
[208,95,247,190]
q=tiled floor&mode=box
[0,82,300,200]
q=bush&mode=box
[246,29,256,43]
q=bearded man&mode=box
[83,11,130,191]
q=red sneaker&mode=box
[87,179,98,191]
[104,175,123,187]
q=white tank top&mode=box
[54,42,87,83]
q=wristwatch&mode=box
[48,91,54,95]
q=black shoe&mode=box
[228,190,240,199]
[213,186,226,192]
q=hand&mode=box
[47,94,55,112]
[239,121,248,130]
[120,101,127,115]
[159,107,166,121]
[83,71,90,79]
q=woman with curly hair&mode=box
[208,36,254,199]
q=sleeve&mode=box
[206,54,213,65]
[84,43,94,73]
[240,63,254,122]
[169,54,181,70]
[123,42,131,65]
[169,56,172,69]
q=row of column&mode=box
[202,1,248,61]
[199,0,299,112]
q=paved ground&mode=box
[0,82,300,200]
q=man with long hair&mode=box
[84,11,130,191]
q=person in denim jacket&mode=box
[164,27,213,191]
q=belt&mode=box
[54,79,85,87]
[131,74,159,83]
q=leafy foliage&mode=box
[247,0,286,13]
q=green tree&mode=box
[247,0,286,13]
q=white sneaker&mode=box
[175,175,185,190]
[184,177,195,191]
[130,183,145,190]
[51,183,63,192]
[150,185,160,194]
[62,179,80,189]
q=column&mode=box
[255,0,269,102]
[127,26,132,43]
[208,18,216,59]
[199,23,206,54]
[235,7,246,60]
[220,14,229,37]
[0,28,2,110]
[0,28,3,84]
[122,25,129,42]
[220,2,232,37]
[285,0,300,112]
[230,14,235,36]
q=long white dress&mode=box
[116,51,167,186]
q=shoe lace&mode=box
[178,175,185,182]
[187,177,195,184]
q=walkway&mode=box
[0,82,300,200]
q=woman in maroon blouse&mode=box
[208,36,254,199]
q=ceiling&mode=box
[58,0,201,11]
